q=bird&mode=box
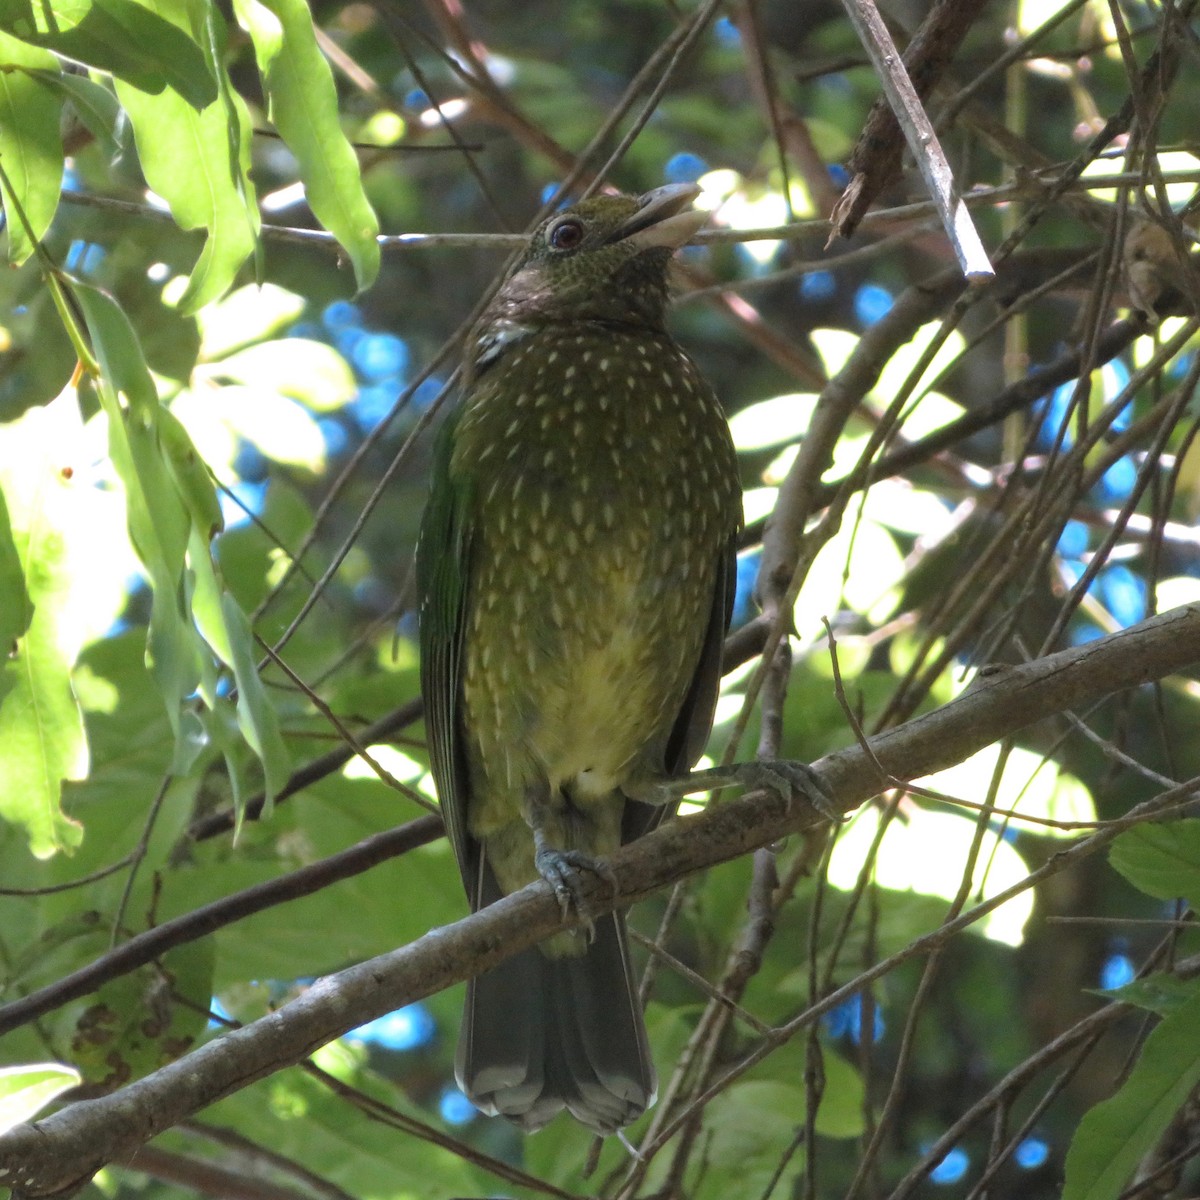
[417,182,786,1133]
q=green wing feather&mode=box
[622,533,737,843]
[416,406,476,888]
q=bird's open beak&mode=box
[617,183,708,251]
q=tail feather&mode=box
[456,910,656,1133]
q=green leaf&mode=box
[1063,980,1200,1200]
[196,281,306,359]
[729,393,817,451]
[71,938,214,1088]
[115,76,258,311]
[0,1063,81,1134]
[188,536,290,812]
[72,283,287,797]
[207,337,357,412]
[0,0,217,106]
[694,1078,851,1200]
[234,0,379,291]
[0,593,87,857]
[827,803,1034,947]
[0,482,31,663]
[0,31,63,264]
[921,744,1096,841]
[74,282,198,745]
[1109,819,1200,909]
[157,405,223,539]
[206,1066,483,1198]
[183,385,328,472]
[793,516,906,641]
[74,280,159,412]
[740,1035,866,1140]
[0,393,91,858]
[1096,971,1199,1017]
[32,68,121,157]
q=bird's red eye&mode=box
[548,218,585,251]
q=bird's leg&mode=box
[526,785,617,923]
[533,827,614,922]
[627,760,839,822]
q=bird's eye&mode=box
[548,218,585,251]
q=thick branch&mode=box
[5,603,1200,1197]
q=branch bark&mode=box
[6,603,1200,1197]
[833,0,993,237]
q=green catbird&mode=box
[417,183,747,1132]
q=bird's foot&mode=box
[533,832,617,927]
[634,760,838,822]
[732,760,840,822]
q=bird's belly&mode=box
[525,593,681,795]
[461,522,711,828]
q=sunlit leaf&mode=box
[827,804,1034,946]
[166,388,238,480]
[196,282,306,359]
[861,477,958,537]
[157,405,223,539]
[793,516,905,640]
[1155,577,1200,612]
[1083,150,1200,209]
[811,327,859,377]
[0,484,31,665]
[75,283,199,745]
[1018,0,1079,36]
[729,393,817,452]
[205,338,357,412]
[876,321,967,406]
[919,744,1097,840]
[188,539,289,811]
[0,31,62,264]
[0,1063,81,1134]
[897,391,965,439]
[823,429,872,483]
[342,744,426,782]
[706,178,789,265]
[75,283,279,812]
[32,68,121,157]
[115,76,258,311]
[1133,317,1193,369]
[233,0,379,290]
[179,385,326,472]
[742,485,778,525]
[0,0,216,105]
[0,392,93,857]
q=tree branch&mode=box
[6,603,1200,1197]
[0,816,444,1038]
[833,0,993,278]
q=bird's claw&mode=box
[737,760,840,822]
[534,845,616,930]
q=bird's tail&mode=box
[455,908,656,1133]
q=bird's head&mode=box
[481,184,707,340]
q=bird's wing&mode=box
[416,406,476,888]
[623,532,737,843]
